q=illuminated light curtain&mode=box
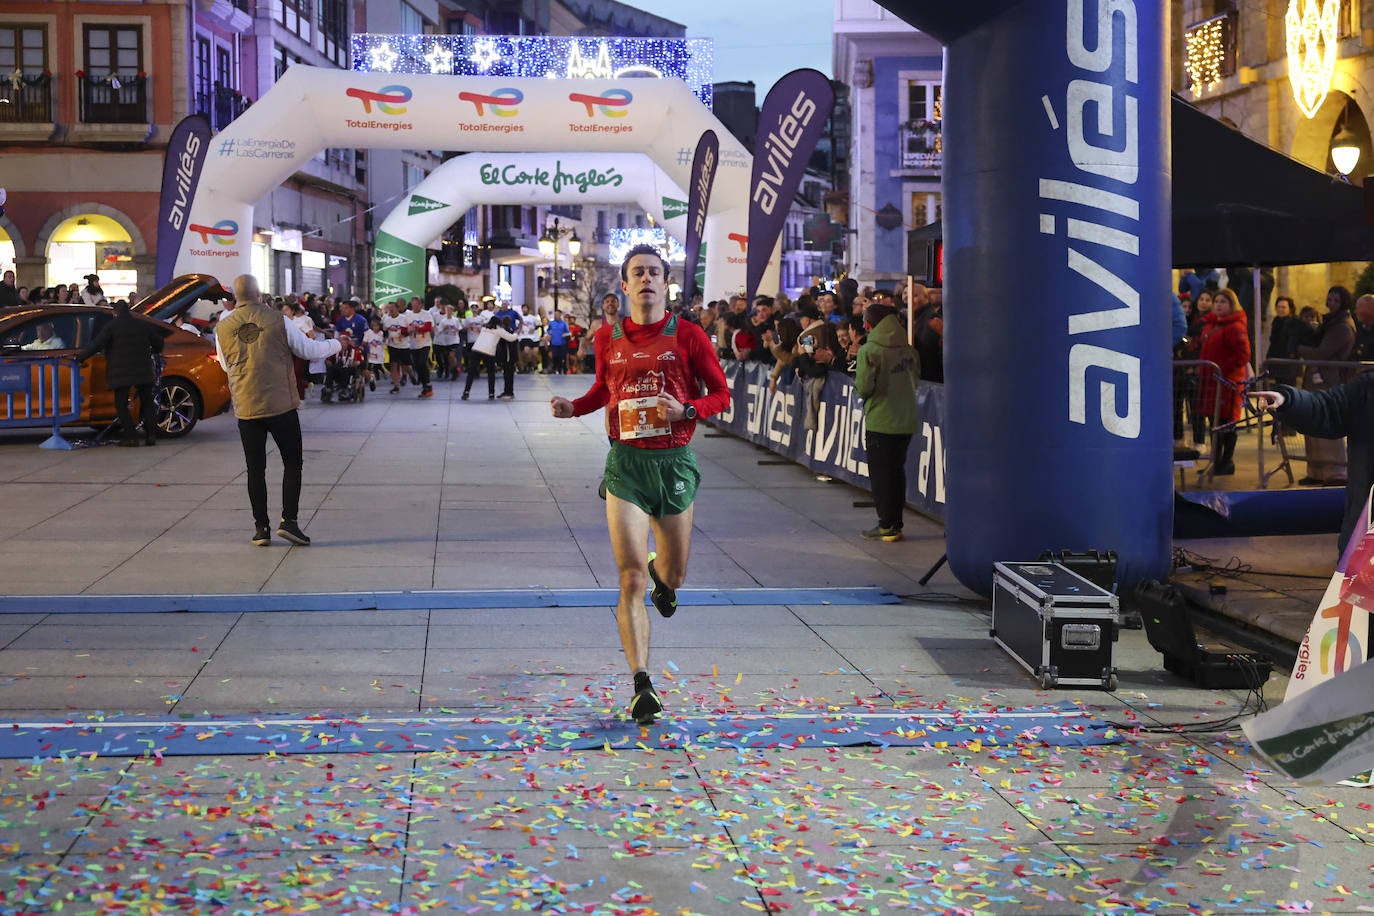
[1287,0,1340,119]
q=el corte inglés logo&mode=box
[375,250,412,270]
[408,196,449,216]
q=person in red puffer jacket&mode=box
[1196,287,1250,475]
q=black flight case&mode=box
[991,561,1120,690]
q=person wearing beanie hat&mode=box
[855,303,920,542]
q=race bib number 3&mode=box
[619,395,670,440]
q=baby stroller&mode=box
[321,334,366,404]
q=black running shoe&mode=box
[252,526,271,547]
[276,520,311,546]
[647,552,677,618]
[629,685,662,725]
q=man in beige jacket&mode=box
[216,274,341,547]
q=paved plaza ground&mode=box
[0,374,1369,914]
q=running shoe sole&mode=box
[646,552,677,618]
[629,687,662,725]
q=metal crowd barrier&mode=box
[0,355,84,450]
[1255,358,1374,488]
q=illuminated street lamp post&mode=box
[538,217,581,316]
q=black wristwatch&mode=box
[682,401,698,421]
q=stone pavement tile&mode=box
[37,849,407,911]
[90,551,285,595]
[0,544,133,592]
[234,609,428,627]
[685,746,977,783]
[173,673,423,714]
[419,647,620,677]
[653,605,803,627]
[730,840,1116,913]
[661,672,891,713]
[262,565,433,594]
[647,645,858,676]
[1,785,110,858]
[655,624,824,650]
[400,839,746,913]
[962,738,1249,791]
[1002,779,1364,847]
[0,624,39,647]
[415,672,617,711]
[1059,841,1374,912]
[790,601,987,629]
[117,752,416,797]
[0,648,212,678]
[196,646,425,677]
[1277,783,1374,843]
[0,674,187,714]
[0,614,47,626]
[217,623,427,651]
[433,561,599,590]
[428,606,613,627]
[835,640,1036,679]
[8,620,234,650]
[868,672,1128,711]
[426,623,624,650]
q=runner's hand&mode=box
[550,396,574,418]
[657,391,685,421]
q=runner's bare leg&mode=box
[649,504,694,590]
[606,493,652,672]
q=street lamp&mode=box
[1331,101,1362,178]
[538,217,581,316]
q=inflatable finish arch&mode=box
[373,152,690,303]
[172,66,769,298]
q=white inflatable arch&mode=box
[373,152,690,302]
[172,66,769,298]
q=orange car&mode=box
[0,274,232,437]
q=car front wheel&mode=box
[156,377,202,437]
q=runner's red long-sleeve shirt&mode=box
[572,314,731,449]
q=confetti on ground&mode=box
[1,679,1371,914]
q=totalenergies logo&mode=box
[345,85,412,115]
[188,219,238,245]
[569,88,632,117]
[458,88,523,117]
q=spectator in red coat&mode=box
[1196,287,1250,475]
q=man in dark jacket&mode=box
[76,300,172,446]
[1252,376,1374,555]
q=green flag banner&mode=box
[373,231,425,303]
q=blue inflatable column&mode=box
[943,1,1171,593]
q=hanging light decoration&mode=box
[1287,0,1340,119]
[1183,17,1229,94]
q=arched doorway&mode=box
[45,214,136,300]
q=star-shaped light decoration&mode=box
[369,42,398,72]
[423,42,454,74]
[469,37,501,73]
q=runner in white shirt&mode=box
[518,304,543,374]
[404,296,435,398]
[382,300,411,394]
[433,302,463,381]
[362,318,386,392]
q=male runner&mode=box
[550,244,730,724]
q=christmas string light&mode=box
[351,34,714,107]
[1286,0,1340,119]
[1183,15,1229,94]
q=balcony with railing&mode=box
[213,83,251,129]
[899,119,942,172]
[0,73,55,140]
[72,73,151,142]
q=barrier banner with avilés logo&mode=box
[706,361,947,522]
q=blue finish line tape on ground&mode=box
[0,705,1117,759]
[0,587,899,615]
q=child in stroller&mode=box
[321,332,367,403]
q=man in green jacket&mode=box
[855,303,921,541]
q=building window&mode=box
[399,2,426,35]
[277,0,311,42]
[84,24,142,77]
[321,0,348,67]
[911,192,942,230]
[403,161,426,192]
[194,37,211,118]
[901,79,942,171]
[80,25,146,123]
[274,44,296,81]
[0,24,48,74]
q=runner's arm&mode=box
[682,322,731,418]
